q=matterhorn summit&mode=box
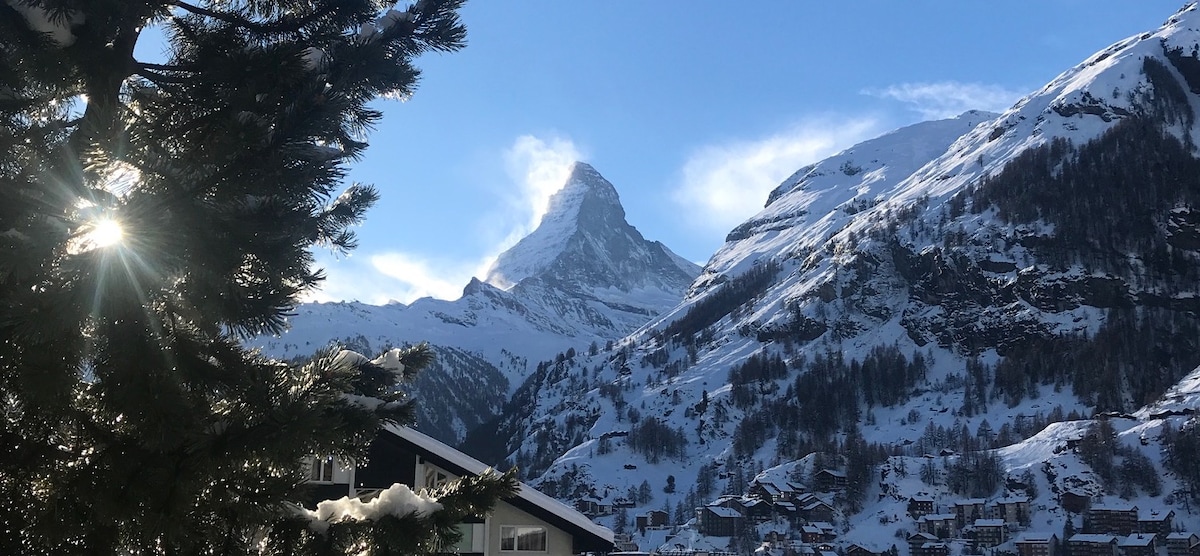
[486,162,699,295]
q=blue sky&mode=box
[310,1,1184,304]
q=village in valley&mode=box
[578,440,1200,556]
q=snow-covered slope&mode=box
[252,163,700,444]
[476,4,1200,552]
[681,110,997,305]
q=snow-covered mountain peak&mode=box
[484,161,624,289]
[556,161,622,211]
[484,162,699,294]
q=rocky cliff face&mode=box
[252,163,700,444]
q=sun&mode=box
[87,218,124,249]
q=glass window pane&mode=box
[502,526,545,551]
[517,527,546,551]
[452,523,474,552]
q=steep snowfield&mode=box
[699,111,997,283]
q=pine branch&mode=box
[134,67,193,85]
[172,0,341,35]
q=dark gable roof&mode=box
[377,425,614,553]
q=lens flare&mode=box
[86,218,124,249]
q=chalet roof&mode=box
[811,521,835,531]
[381,425,614,550]
[919,514,957,522]
[974,519,1006,528]
[1016,534,1059,544]
[1138,509,1174,521]
[775,502,797,511]
[705,506,742,519]
[1091,502,1137,512]
[803,501,834,511]
[909,532,938,541]
[1167,533,1198,540]
[795,492,819,503]
[1120,535,1155,547]
[1070,534,1119,544]
[955,498,987,506]
[817,469,847,478]
[754,480,791,494]
[756,483,782,496]
[911,494,935,503]
[847,542,887,554]
[802,526,823,534]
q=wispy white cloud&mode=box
[306,243,492,306]
[309,134,584,305]
[300,254,477,307]
[672,118,882,235]
[864,81,1025,119]
[303,255,406,305]
[502,134,584,238]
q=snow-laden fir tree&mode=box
[0,0,514,553]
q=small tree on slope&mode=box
[0,0,513,553]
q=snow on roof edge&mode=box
[384,424,615,543]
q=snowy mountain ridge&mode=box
[252,163,701,443]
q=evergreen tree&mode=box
[613,507,629,535]
[638,480,653,505]
[0,0,515,553]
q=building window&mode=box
[452,522,486,553]
[310,456,335,483]
[500,526,547,552]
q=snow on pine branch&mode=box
[370,349,408,374]
[354,6,416,44]
[301,482,442,534]
[331,348,407,375]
